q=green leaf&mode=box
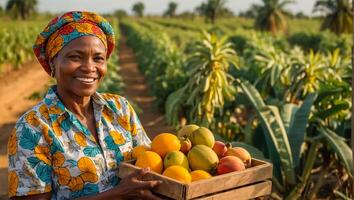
[165,87,186,126]
[319,126,353,178]
[316,100,349,119]
[288,93,317,168]
[239,80,296,185]
[237,79,265,108]
[280,104,299,133]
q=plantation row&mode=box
[0,26,41,73]
[121,19,352,199]
[142,18,352,56]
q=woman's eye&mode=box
[69,55,80,60]
[94,57,105,62]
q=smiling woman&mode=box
[7,11,162,200]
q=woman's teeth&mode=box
[75,77,96,83]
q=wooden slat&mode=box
[186,159,272,199]
[193,180,272,200]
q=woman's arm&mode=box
[10,168,163,200]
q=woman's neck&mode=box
[56,86,92,119]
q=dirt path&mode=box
[118,35,174,139]
[0,61,50,199]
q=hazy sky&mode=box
[0,0,318,16]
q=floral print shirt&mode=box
[8,86,151,199]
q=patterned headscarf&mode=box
[33,11,115,75]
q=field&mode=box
[0,16,352,199]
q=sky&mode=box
[0,0,318,16]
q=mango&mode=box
[212,141,227,158]
[217,156,245,175]
[177,124,199,138]
[225,147,252,167]
[189,127,215,148]
[188,145,219,173]
[164,151,189,170]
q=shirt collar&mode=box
[44,85,107,118]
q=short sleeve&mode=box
[125,100,151,147]
[8,116,52,198]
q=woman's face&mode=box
[52,36,107,98]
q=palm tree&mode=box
[132,2,145,17]
[164,2,178,17]
[254,0,293,35]
[6,0,37,20]
[314,0,353,34]
[195,0,227,24]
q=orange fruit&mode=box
[135,151,163,174]
[132,145,150,159]
[190,170,212,182]
[163,165,191,184]
[151,133,181,158]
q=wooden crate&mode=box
[118,159,273,200]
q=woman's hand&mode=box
[115,168,164,200]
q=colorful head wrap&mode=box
[33,11,115,75]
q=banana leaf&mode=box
[280,104,299,133]
[239,80,296,186]
[165,87,186,126]
[287,93,317,169]
[318,126,353,178]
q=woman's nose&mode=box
[81,57,97,72]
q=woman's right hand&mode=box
[115,167,164,200]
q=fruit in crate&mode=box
[189,127,215,148]
[225,147,252,167]
[132,145,150,159]
[163,165,192,183]
[164,151,190,170]
[177,124,199,137]
[151,133,181,158]
[190,170,212,182]
[216,156,245,175]
[179,136,192,154]
[188,145,219,173]
[135,151,163,174]
[212,141,227,158]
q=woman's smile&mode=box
[74,76,99,84]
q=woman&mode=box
[8,11,162,200]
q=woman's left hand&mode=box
[114,167,164,200]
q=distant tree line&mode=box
[2,0,352,35]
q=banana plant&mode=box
[165,31,238,127]
[238,79,313,187]
[285,49,330,102]
[238,79,353,198]
[253,45,288,89]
